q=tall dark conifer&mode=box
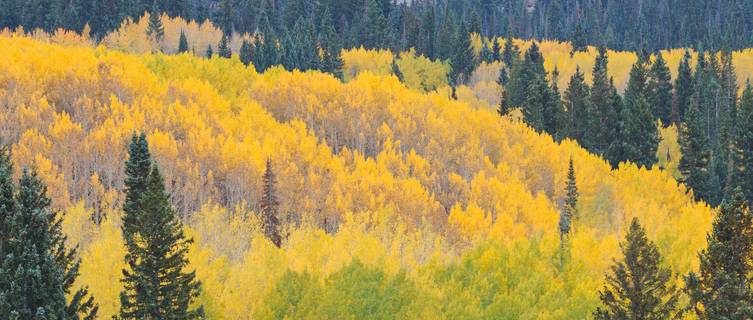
[590,46,618,155]
[177,29,189,53]
[731,83,753,204]
[647,53,673,126]
[686,188,753,319]
[679,100,712,202]
[563,67,591,145]
[674,50,694,123]
[594,218,682,319]
[119,166,204,319]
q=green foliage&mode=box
[239,39,252,66]
[145,4,164,44]
[731,84,753,204]
[593,218,682,319]
[679,100,712,202]
[177,30,189,53]
[647,53,673,126]
[589,47,619,156]
[450,22,475,84]
[217,33,231,58]
[564,67,591,144]
[674,50,693,123]
[686,189,753,319]
[119,166,204,319]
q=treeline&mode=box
[3,0,753,54]
[497,40,752,207]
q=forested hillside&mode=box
[2,1,753,319]
[3,0,753,52]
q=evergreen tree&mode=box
[450,21,475,84]
[491,39,501,62]
[318,8,344,79]
[506,42,544,108]
[217,33,231,58]
[562,157,578,235]
[544,68,564,139]
[731,83,753,204]
[590,46,618,155]
[686,188,753,319]
[570,21,587,55]
[177,29,189,53]
[647,53,673,126]
[501,29,519,67]
[524,75,548,131]
[145,2,164,51]
[122,133,152,243]
[205,44,213,58]
[605,80,626,167]
[679,100,712,202]
[0,168,68,319]
[563,67,591,145]
[619,60,659,168]
[674,50,694,123]
[119,166,204,319]
[436,10,455,60]
[593,218,682,319]
[239,39,253,66]
[260,159,281,247]
[361,0,390,49]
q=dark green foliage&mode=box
[563,67,591,144]
[679,100,712,202]
[177,29,189,53]
[217,33,231,58]
[119,166,204,319]
[450,22,475,84]
[647,53,673,126]
[501,30,519,68]
[593,218,682,319]
[239,39,253,66]
[260,159,281,247]
[0,157,97,319]
[361,0,390,49]
[685,189,753,319]
[506,42,543,108]
[570,21,587,55]
[391,58,403,82]
[589,47,619,155]
[616,60,659,168]
[122,133,152,244]
[491,39,501,62]
[560,158,577,237]
[674,50,693,123]
[524,75,548,131]
[731,84,753,204]
[318,8,344,79]
[205,44,213,58]
[146,2,164,44]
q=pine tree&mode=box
[122,133,152,243]
[177,29,189,53]
[501,29,519,68]
[119,166,204,319]
[619,60,659,168]
[544,68,564,139]
[731,83,753,204]
[647,53,673,126]
[318,8,344,79]
[205,44,213,58]
[561,158,578,236]
[524,75,548,131]
[506,41,544,108]
[239,39,253,66]
[686,188,753,319]
[145,2,164,51]
[563,67,591,145]
[436,10,455,60]
[451,21,475,84]
[593,218,682,319]
[679,100,712,202]
[218,33,231,58]
[590,46,619,155]
[0,168,70,319]
[361,0,390,49]
[260,159,281,247]
[491,38,501,62]
[570,21,587,55]
[674,50,693,123]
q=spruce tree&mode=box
[544,68,564,139]
[119,166,204,319]
[563,67,591,145]
[501,29,519,68]
[674,50,693,123]
[451,21,475,84]
[205,45,213,58]
[122,133,152,243]
[647,53,673,126]
[593,218,682,319]
[619,60,659,168]
[177,30,189,53]
[217,33,231,58]
[391,58,403,82]
[239,39,253,66]
[686,188,753,319]
[562,157,578,234]
[524,75,548,131]
[731,83,753,204]
[590,47,618,155]
[145,2,164,51]
[260,159,282,247]
[679,100,712,202]
[491,39,501,62]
